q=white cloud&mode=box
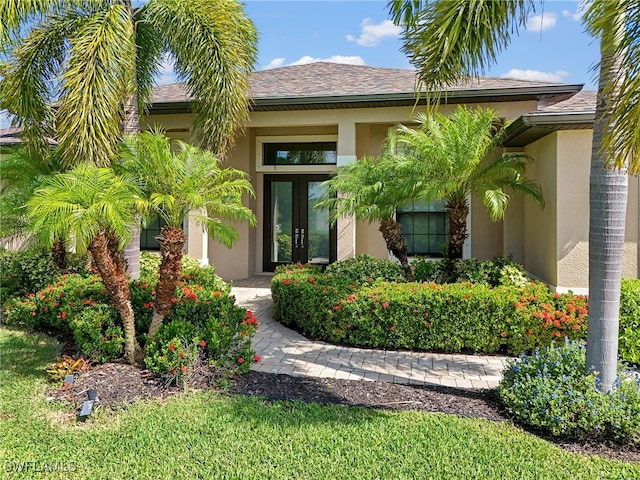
[500,69,570,83]
[346,18,402,47]
[526,12,557,32]
[261,55,366,70]
[262,58,286,70]
[155,53,177,85]
[563,1,590,21]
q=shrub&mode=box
[325,254,407,284]
[499,339,640,445]
[619,279,640,366]
[145,287,259,383]
[0,247,89,300]
[411,255,527,287]
[71,305,125,363]
[46,355,91,381]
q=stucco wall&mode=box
[524,133,558,286]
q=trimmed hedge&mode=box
[272,264,589,356]
[620,279,640,365]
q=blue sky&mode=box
[1,1,599,129]
[233,0,598,89]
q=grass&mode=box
[0,328,638,480]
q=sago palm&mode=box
[117,130,256,338]
[27,165,147,364]
[395,106,544,260]
[387,0,640,391]
[317,143,421,281]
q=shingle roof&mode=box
[536,90,597,113]
[151,62,580,105]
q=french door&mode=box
[263,175,336,271]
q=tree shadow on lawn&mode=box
[0,327,61,378]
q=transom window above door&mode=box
[263,142,337,165]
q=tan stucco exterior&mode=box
[141,97,639,290]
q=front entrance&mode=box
[263,175,336,271]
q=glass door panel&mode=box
[269,181,293,263]
[263,175,336,271]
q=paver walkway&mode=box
[231,276,509,390]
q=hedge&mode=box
[272,265,589,356]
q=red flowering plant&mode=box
[144,284,260,382]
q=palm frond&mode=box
[143,0,258,156]
[387,0,535,91]
[483,188,510,221]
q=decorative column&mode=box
[337,121,357,261]
[185,212,209,266]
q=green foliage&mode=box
[46,354,91,381]
[71,305,125,364]
[324,254,406,285]
[145,287,259,382]
[0,247,89,300]
[499,340,640,445]
[412,256,527,287]
[272,267,589,355]
[619,279,640,365]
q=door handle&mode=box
[300,228,305,248]
[294,228,299,248]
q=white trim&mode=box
[255,135,338,173]
[526,271,589,295]
[462,196,471,259]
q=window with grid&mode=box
[397,200,448,257]
[140,218,166,251]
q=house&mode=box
[143,62,639,293]
[5,62,636,293]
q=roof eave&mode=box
[148,84,584,114]
[502,111,595,147]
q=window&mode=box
[140,218,166,251]
[397,200,448,257]
[263,142,337,165]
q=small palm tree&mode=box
[396,106,544,260]
[117,131,256,339]
[27,165,146,364]
[317,145,420,281]
[0,147,68,266]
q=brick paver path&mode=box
[232,276,508,390]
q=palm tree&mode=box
[317,141,421,281]
[387,0,640,392]
[1,0,258,275]
[26,165,147,364]
[117,130,256,339]
[0,147,68,267]
[395,106,544,261]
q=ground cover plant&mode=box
[1,328,638,479]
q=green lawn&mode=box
[0,328,637,480]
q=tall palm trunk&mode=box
[379,218,414,281]
[586,15,627,393]
[51,238,67,272]
[122,93,142,280]
[89,231,141,364]
[148,225,186,339]
[445,198,469,260]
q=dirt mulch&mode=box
[48,363,639,463]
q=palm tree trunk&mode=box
[445,199,469,260]
[379,218,414,281]
[89,231,141,364]
[148,225,186,339]
[586,15,627,393]
[122,93,142,280]
[51,238,67,272]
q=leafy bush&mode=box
[325,254,406,284]
[272,267,588,355]
[145,287,259,383]
[0,247,89,300]
[412,256,527,287]
[46,355,91,381]
[619,279,640,366]
[71,305,125,363]
[499,339,640,445]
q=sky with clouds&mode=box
[0,1,598,128]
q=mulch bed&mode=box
[48,363,639,463]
